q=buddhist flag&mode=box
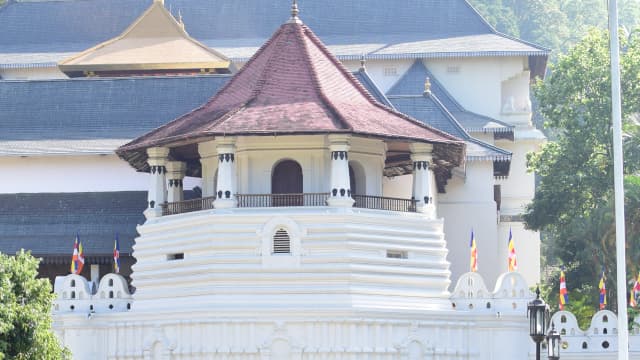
[630,272,640,307]
[559,268,569,310]
[113,233,121,274]
[507,228,518,272]
[599,269,607,310]
[70,234,85,275]
[469,230,478,272]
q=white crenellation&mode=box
[53,273,132,315]
[53,269,640,359]
[548,310,640,359]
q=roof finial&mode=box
[178,9,184,28]
[359,54,366,71]
[423,76,432,96]
[288,0,302,23]
[154,0,164,4]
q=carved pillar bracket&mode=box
[144,147,170,219]
[166,161,186,203]
[410,143,435,218]
[198,140,218,198]
[327,134,354,207]
[214,137,238,209]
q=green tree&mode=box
[469,0,640,56]
[0,251,70,359]
[525,28,640,325]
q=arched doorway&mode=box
[272,160,303,206]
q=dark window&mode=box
[349,165,356,195]
[272,160,303,206]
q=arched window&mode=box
[348,161,366,196]
[272,160,303,206]
[108,278,114,287]
[349,165,356,195]
[273,228,291,254]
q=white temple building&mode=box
[8,0,636,358]
[0,0,546,288]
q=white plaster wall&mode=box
[439,161,501,287]
[1,66,67,80]
[235,136,385,195]
[495,138,542,286]
[132,207,452,312]
[423,57,527,121]
[1,154,201,193]
[342,59,415,93]
[382,162,505,288]
[54,270,598,360]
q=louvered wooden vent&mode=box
[273,228,291,254]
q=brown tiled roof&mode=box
[117,16,465,189]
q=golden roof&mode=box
[58,0,230,72]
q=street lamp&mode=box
[528,287,550,360]
[547,324,561,360]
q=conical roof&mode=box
[117,13,465,188]
[58,0,230,74]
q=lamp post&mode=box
[547,324,561,360]
[528,287,550,360]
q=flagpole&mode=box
[608,0,629,359]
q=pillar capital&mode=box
[327,134,351,152]
[409,143,433,156]
[146,147,170,166]
[166,161,186,175]
[197,140,218,159]
[215,136,237,153]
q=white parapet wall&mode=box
[53,269,640,359]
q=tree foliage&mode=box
[468,0,640,56]
[0,251,69,360]
[524,28,640,324]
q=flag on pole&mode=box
[507,228,518,272]
[559,267,569,310]
[70,233,85,275]
[469,229,478,273]
[630,272,640,307]
[599,268,607,310]
[113,233,121,274]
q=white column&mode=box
[198,140,218,197]
[144,147,169,219]
[410,143,435,218]
[214,137,237,209]
[166,161,186,203]
[327,134,354,207]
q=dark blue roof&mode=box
[0,192,146,256]
[390,96,466,138]
[352,69,395,109]
[385,61,511,160]
[0,75,230,141]
[387,60,514,133]
[0,0,146,48]
[0,0,492,49]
